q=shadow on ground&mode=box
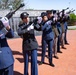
[14,71,23,75]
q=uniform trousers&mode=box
[41,37,53,64]
[23,49,38,75]
[0,64,13,75]
[64,22,68,44]
[57,34,61,52]
[64,29,68,44]
[53,37,58,56]
[61,33,65,47]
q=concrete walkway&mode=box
[68,25,76,29]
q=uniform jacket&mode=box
[41,21,54,41]
[57,22,62,34]
[48,17,59,37]
[0,29,14,69]
[17,23,41,51]
[60,13,69,32]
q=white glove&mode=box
[53,17,56,21]
[0,17,9,27]
[27,24,34,31]
[37,17,42,24]
[0,33,4,37]
[54,14,58,21]
[65,14,69,17]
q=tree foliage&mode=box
[70,13,76,20]
[68,13,76,26]
[0,0,23,9]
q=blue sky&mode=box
[23,0,76,13]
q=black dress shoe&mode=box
[57,51,62,53]
[61,47,66,49]
[65,43,69,45]
[54,56,59,59]
[49,63,55,67]
[39,61,44,65]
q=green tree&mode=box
[0,0,24,9]
[68,13,76,26]
[70,13,76,20]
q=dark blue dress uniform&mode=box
[56,13,63,53]
[39,12,54,67]
[0,29,14,75]
[64,22,68,44]
[60,12,69,49]
[17,12,41,75]
[57,22,62,52]
[46,10,59,59]
[64,14,70,44]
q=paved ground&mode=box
[8,30,76,75]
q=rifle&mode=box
[0,3,25,34]
[57,7,69,15]
[66,10,75,14]
[5,3,25,19]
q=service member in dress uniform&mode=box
[56,11,63,53]
[60,10,67,49]
[17,12,41,75]
[0,17,14,75]
[46,10,59,59]
[63,13,70,45]
[39,12,55,67]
